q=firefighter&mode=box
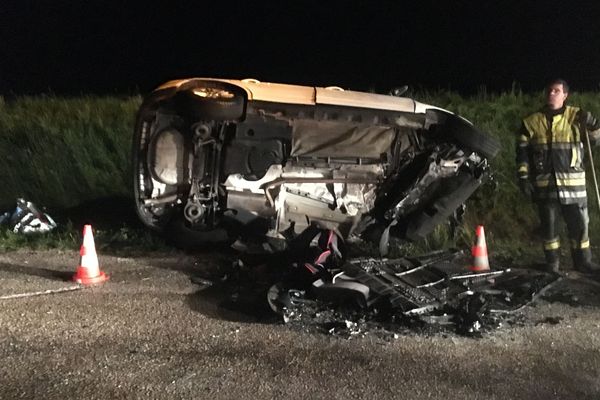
[517,79,600,273]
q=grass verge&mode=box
[2,90,600,256]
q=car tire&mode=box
[446,116,501,159]
[176,92,245,121]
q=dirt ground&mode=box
[1,249,600,400]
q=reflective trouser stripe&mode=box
[518,163,528,174]
[544,238,561,250]
[571,239,590,249]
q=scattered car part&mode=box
[0,198,57,234]
[219,238,560,337]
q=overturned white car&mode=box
[132,78,499,249]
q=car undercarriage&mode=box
[133,79,500,250]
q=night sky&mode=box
[2,1,600,96]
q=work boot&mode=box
[545,261,560,274]
[572,248,600,273]
[544,248,560,273]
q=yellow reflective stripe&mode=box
[555,178,587,186]
[518,164,528,173]
[544,239,560,250]
[571,147,577,167]
[535,178,586,187]
[571,239,590,249]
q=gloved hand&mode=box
[518,178,534,199]
[588,128,600,146]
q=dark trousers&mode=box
[538,201,590,266]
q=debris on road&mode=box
[278,255,558,337]
[190,276,214,288]
[0,198,57,234]
[196,228,561,338]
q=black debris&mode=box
[193,229,561,338]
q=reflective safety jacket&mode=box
[517,106,600,205]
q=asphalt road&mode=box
[1,249,600,399]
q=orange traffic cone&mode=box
[470,225,490,272]
[72,224,108,285]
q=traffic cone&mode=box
[72,224,108,285]
[470,225,490,272]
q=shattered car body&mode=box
[132,78,500,248]
[213,234,560,337]
[0,198,57,234]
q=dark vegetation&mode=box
[1,90,600,259]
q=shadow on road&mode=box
[541,273,600,308]
[186,282,279,324]
[0,262,72,281]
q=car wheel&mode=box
[176,91,245,121]
[446,116,500,159]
